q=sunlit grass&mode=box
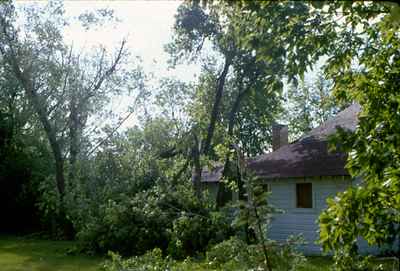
[1,236,397,271]
[0,235,102,271]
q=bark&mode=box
[4,54,66,199]
[172,158,190,184]
[0,16,67,199]
[192,134,202,200]
[217,82,251,207]
[158,146,179,159]
[254,203,272,271]
[190,55,231,201]
[1,16,125,193]
[68,88,78,182]
[202,55,232,155]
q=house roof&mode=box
[299,103,360,141]
[202,103,360,182]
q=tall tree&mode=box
[222,1,400,268]
[168,1,325,206]
[315,2,400,269]
[0,2,131,232]
[285,73,339,140]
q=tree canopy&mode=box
[0,1,399,270]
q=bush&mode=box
[206,236,251,267]
[74,180,234,257]
[76,185,178,255]
[206,235,306,271]
[167,210,233,259]
[102,248,175,271]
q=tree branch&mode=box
[202,55,232,155]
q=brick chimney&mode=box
[272,123,288,151]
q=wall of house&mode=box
[266,176,379,255]
[202,176,382,255]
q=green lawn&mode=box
[0,236,397,271]
[0,235,102,271]
[0,236,333,271]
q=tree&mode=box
[0,52,55,233]
[198,1,399,267]
[0,2,131,234]
[168,1,319,206]
[285,73,339,140]
[224,0,400,268]
[316,2,400,269]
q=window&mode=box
[296,183,312,208]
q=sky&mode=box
[59,1,200,129]
[15,1,322,131]
[63,1,198,81]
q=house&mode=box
[202,103,379,255]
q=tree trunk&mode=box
[68,88,79,182]
[202,56,231,155]
[217,82,250,207]
[193,55,231,203]
[10,63,66,200]
[0,22,67,200]
[192,134,202,200]
[253,203,272,271]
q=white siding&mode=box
[203,177,382,255]
[267,177,379,255]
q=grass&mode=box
[0,235,103,271]
[0,236,332,271]
[0,235,397,270]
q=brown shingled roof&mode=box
[202,103,360,182]
[299,103,360,141]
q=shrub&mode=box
[102,248,175,271]
[206,235,306,271]
[167,210,233,259]
[75,180,234,257]
[206,236,251,267]
[76,186,177,255]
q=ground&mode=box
[0,235,397,271]
[0,235,102,271]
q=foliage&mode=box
[315,2,400,269]
[102,235,306,271]
[102,249,175,271]
[168,0,300,208]
[68,123,233,257]
[168,1,320,157]
[2,236,398,271]
[0,1,140,236]
[284,73,340,140]
[206,236,306,271]
[205,236,249,267]
[4,2,400,270]
[0,72,54,233]
[168,208,233,259]
[226,1,331,84]
[75,179,232,257]
[212,146,306,271]
[213,1,399,269]
[169,1,291,150]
